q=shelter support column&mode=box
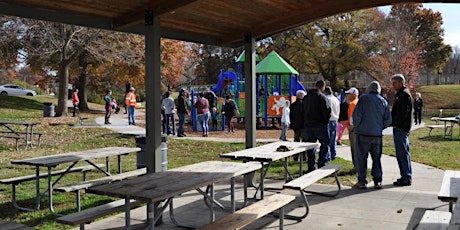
[144,10,162,173]
[244,33,256,148]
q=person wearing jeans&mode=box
[325,86,340,161]
[303,80,331,172]
[390,74,413,186]
[352,81,392,189]
[176,89,189,137]
[162,91,176,135]
[194,93,210,137]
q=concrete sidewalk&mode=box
[79,115,447,230]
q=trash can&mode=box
[135,135,168,171]
[43,102,55,117]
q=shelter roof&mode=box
[256,51,299,75]
[0,0,424,47]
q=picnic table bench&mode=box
[417,199,460,230]
[0,164,103,212]
[197,193,295,230]
[438,170,460,212]
[0,221,35,230]
[55,168,146,211]
[417,170,460,230]
[283,164,342,220]
[85,161,262,230]
[10,147,140,214]
[57,199,143,230]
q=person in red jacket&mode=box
[72,89,80,117]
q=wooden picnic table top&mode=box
[0,120,39,126]
[438,170,460,202]
[11,147,140,167]
[87,161,261,202]
[220,141,318,162]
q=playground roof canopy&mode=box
[256,51,299,75]
[0,0,422,48]
[236,51,261,63]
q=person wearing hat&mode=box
[290,90,307,161]
[346,87,359,172]
[391,74,413,186]
[125,87,137,125]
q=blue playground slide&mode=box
[211,70,237,92]
[296,80,306,92]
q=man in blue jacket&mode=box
[352,81,392,189]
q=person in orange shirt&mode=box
[346,87,359,172]
[125,87,137,125]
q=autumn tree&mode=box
[194,45,241,85]
[269,9,385,90]
[0,16,22,83]
[373,4,451,89]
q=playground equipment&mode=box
[255,51,305,129]
[191,51,306,130]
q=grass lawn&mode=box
[0,93,460,229]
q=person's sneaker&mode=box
[374,181,383,189]
[336,141,342,145]
[393,179,411,186]
[353,183,367,189]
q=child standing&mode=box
[211,107,218,131]
[279,100,290,141]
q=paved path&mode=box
[78,115,448,230]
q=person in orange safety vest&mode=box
[125,87,137,125]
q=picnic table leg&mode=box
[117,155,122,173]
[47,166,59,215]
[231,177,235,213]
[35,166,40,210]
[105,157,110,173]
[243,173,248,207]
[125,198,131,230]
[210,182,215,222]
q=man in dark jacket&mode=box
[303,80,331,172]
[290,90,307,161]
[391,74,413,186]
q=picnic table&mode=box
[429,117,458,137]
[438,170,460,212]
[0,120,39,149]
[10,146,140,214]
[87,161,262,230]
[220,141,319,199]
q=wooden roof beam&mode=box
[112,0,199,30]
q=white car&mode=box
[0,84,37,96]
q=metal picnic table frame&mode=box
[11,146,140,214]
[87,161,262,230]
[0,120,39,149]
[220,141,319,199]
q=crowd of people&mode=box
[92,74,419,188]
[286,74,416,189]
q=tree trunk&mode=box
[77,52,89,111]
[55,61,70,117]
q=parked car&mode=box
[0,84,37,96]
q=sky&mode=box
[380,3,460,48]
